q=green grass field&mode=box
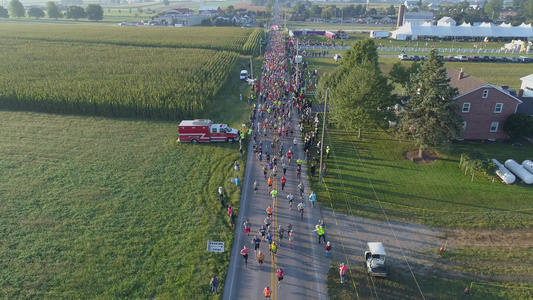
[310,127,533,230]
[311,127,533,299]
[0,52,255,297]
[378,57,532,92]
[0,23,258,298]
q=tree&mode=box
[343,38,379,69]
[388,61,421,89]
[28,7,45,19]
[9,0,25,18]
[321,7,333,20]
[330,62,395,138]
[0,5,9,18]
[386,5,396,15]
[66,5,86,20]
[396,49,464,158]
[163,0,169,6]
[309,5,321,16]
[86,4,103,20]
[46,1,62,19]
[485,0,504,19]
[503,113,533,140]
[226,5,234,14]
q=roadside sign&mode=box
[207,240,225,253]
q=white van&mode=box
[239,70,248,80]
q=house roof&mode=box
[199,6,220,11]
[448,69,522,103]
[404,12,434,20]
[447,68,488,95]
[517,97,533,115]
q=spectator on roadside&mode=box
[210,275,219,294]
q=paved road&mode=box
[223,104,329,300]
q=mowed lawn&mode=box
[314,128,533,299]
[0,112,245,298]
[313,128,533,229]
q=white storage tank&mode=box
[492,159,516,184]
[522,160,533,175]
[505,159,533,184]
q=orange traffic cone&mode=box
[464,286,470,294]
[439,246,444,252]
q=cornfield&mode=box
[0,24,256,54]
[242,28,262,55]
[0,39,238,120]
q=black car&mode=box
[479,55,490,62]
[411,55,420,61]
[489,56,498,62]
[498,56,509,62]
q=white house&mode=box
[521,74,533,98]
[404,0,419,10]
[437,16,456,26]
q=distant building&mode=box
[403,12,433,26]
[500,9,518,19]
[520,74,533,98]
[199,6,222,15]
[437,16,456,26]
[403,0,419,10]
[162,8,194,16]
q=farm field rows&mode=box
[0,24,260,54]
[0,39,238,120]
[0,25,262,120]
[0,23,259,298]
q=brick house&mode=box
[447,68,522,140]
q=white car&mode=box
[239,70,248,80]
[455,55,468,61]
[398,54,409,60]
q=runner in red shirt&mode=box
[280,176,286,192]
[277,268,284,289]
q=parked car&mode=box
[455,55,468,61]
[398,54,409,60]
[489,56,498,62]
[411,55,420,61]
[479,55,490,62]
[444,56,455,61]
[337,33,349,39]
[518,56,530,63]
[467,56,480,62]
[497,56,509,62]
[420,55,427,61]
[509,57,519,63]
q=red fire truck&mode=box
[178,119,240,143]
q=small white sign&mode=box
[207,240,225,253]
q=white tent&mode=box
[391,22,533,39]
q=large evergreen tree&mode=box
[46,1,63,19]
[8,0,25,18]
[396,49,463,158]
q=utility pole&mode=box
[319,89,328,184]
[250,56,253,81]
